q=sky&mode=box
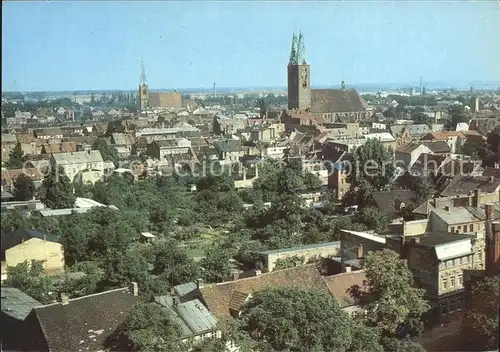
[2,0,500,92]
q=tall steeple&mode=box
[289,31,298,65]
[138,60,149,111]
[297,31,307,65]
[140,61,147,86]
[287,29,311,111]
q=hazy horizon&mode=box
[3,1,500,92]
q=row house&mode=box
[51,150,105,184]
[146,138,191,160]
[33,127,64,140]
[421,131,467,154]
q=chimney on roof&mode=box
[486,219,500,276]
[344,265,352,273]
[356,244,364,259]
[485,203,494,221]
[60,293,69,305]
[444,206,450,212]
[473,189,480,208]
[196,278,203,290]
[254,269,262,277]
[130,282,139,296]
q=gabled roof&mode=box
[372,189,414,215]
[1,134,18,144]
[422,131,466,140]
[155,296,218,338]
[1,287,42,321]
[323,270,366,308]
[213,139,243,153]
[395,142,425,154]
[199,264,330,320]
[390,124,430,137]
[1,229,59,252]
[439,175,500,197]
[311,89,367,113]
[33,287,138,352]
[34,127,63,137]
[51,150,103,165]
[111,133,135,146]
[422,141,451,154]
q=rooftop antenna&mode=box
[419,76,423,95]
[213,82,216,97]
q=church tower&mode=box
[287,31,311,110]
[138,61,149,111]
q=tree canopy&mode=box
[351,249,430,339]
[37,165,76,209]
[344,138,395,206]
[462,275,499,351]
[13,174,35,201]
[240,287,382,352]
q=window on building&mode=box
[453,259,458,266]
[469,224,474,232]
[457,300,464,311]
[442,277,448,290]
[449,302,456,313]
[450,226,455,233]
[478,252,483,260]
[450,276,455,287]
[441,304,449,315]
[458,274,463,286]
[457,225,462,231]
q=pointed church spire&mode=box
[297,31,307,65]
[140,61,147,85]
[289,31,298,65]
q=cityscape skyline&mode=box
[2,1,500,92]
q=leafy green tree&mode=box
[240,287,353,351]
[107,302,181,352]
[7,143,26,169]
[13,174,35,201]
[152,240,200,286]
[477,126,500,167]
[303,171,323,190]
[351,249,429,338]
[462,275,499,350]
[349,321,384,352]
[4,260,55,304]
[345,139,395,207]
[1,209,30,233]
[411,111,433,126]
[445,105,469,131]
[380,336,427,352]
[273,255,305,271]
[91,137,119,165]
[37,165,76,209]
[358,207,389,233]
[104,246,150,289]
[57,261,104,298]
[200,243,233,283]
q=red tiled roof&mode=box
[422,131,466,140]
[323,270,367,308]
[199,265,330,320]
[1,168,46,185]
